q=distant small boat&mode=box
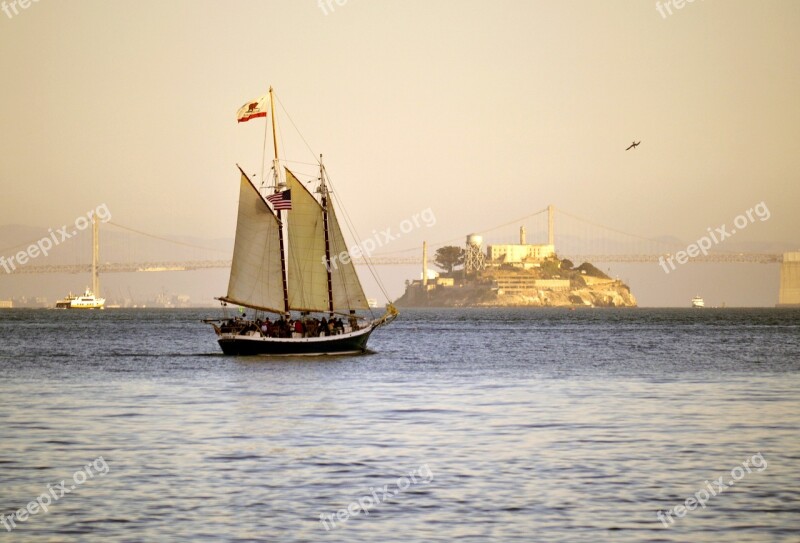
[691,295,705,308]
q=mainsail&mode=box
[286,167,369,312]
[222,169,285,313]
[286,169,329,312]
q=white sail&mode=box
[223,170,285,313]
[286,169,330,312]
[328,196,370,310]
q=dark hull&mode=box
[217,327,373,356]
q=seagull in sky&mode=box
[626,141,641,150]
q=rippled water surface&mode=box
[1,308,799,542]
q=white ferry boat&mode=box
[56,288,105,309]
[691,295,705,308]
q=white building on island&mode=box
[486,225,555,267]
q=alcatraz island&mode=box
[396,211,637,308]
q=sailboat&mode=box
[205,88,397,355]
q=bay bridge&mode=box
[2,205,796,305]
[1,205,788,274]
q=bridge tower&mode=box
[422,241,428,286]
[777,252,800,307]
[92,215,100,296]
[548,204,554,246]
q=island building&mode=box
[484,227,555,269]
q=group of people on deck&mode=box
[225,314,359,338]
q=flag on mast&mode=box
[236,95,268,123]
[266,190,292,210]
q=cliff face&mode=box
[485,282,637,307]
[395,261,637,308]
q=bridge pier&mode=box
[777,252,800,307]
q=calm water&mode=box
[0,308,798,542]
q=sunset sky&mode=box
[0,0,798,305]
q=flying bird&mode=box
[626,141,641,150]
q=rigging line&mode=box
[274,90,386,308]
[328,197,392,310]
[105,222,230,254]
[326,212,355,315]
[288,168,322,182]
[333,207,376,319]
[283,159,325,168]
[274,93,318,163]
[322,173,380,315]
[327,186,391,306]
[554,208,686,249]
[277,108,288,176]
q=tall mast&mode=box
[320,155,334,316]
[270,87,290,315]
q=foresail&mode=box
[225,170,285,313]
[328,197,370,310]
[286,169,329,312]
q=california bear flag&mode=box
[236,96,268,123]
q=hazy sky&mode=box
[1,0,798,305]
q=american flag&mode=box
[267,189,292,210]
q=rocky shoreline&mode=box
[395,260,637,308]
